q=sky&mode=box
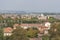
[0,0,60,12]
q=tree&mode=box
[9,27,29,40]
[42,35,49,40]
[26,27,39,38]
[49,22,60,40]
[0,28,3,40]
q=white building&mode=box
[37,14,47,20]
[45,22,51,30]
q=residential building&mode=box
[44,22,51,30]
[13,23,49,34]
[3,27,13,36]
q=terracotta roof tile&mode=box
[4,27,13,33]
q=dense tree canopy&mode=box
[9,27,29,40]
[49,22,60,40]
[26,27,39,38]
[0,28,3,40]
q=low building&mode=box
[20,24,40,27]
[13,23,49,34]
[43,22,51,34]
[4,27,13,36]
[13,24,20,29]
[44,22,51,30]
[13,24,41,29]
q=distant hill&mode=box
[0,10,60,15]
[0,10,26,14]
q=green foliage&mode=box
[48,17,60,23]
[0,15,3,20]
[0,28,3,40]
[26,28,39,38]
[4,36,10,40]
[42,35,49,40]
[49,22,60,40]
[9,27,29,40]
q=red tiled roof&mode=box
[4,27,13,33]
[13,23,48,29]
[20,24,42,27]
[20,24,48,28]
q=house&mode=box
[13,24,20,29]
[13,24,41,29]
[13,23,50,34]
[44,22,51,30]
[4,27,13,36]
[19,24,42,29]
[38,26,48,34]
[43,22,51,34]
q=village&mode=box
[0,13,60,40]
[0,0,60,40]
[0,14,57,40]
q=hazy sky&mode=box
[0,0,60,12]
